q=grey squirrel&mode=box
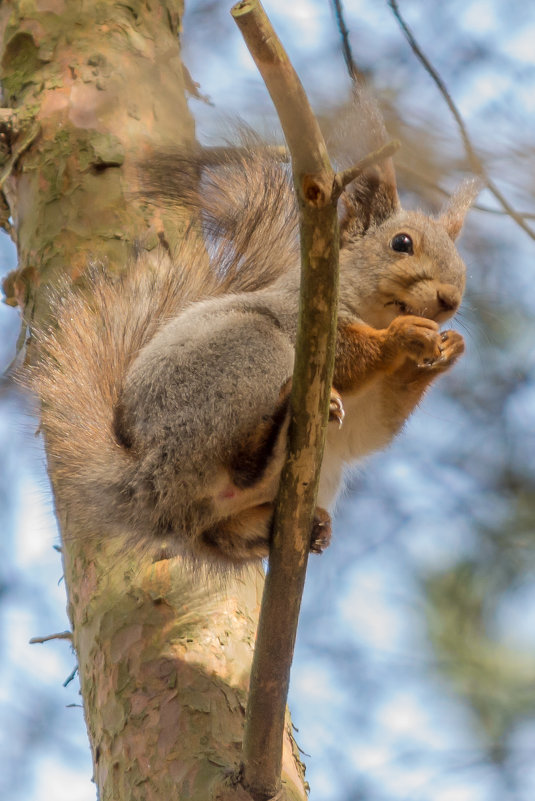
[33,118,478,565]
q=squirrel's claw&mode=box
[310,507,332,554]
[329,389,345,428]
[418,330,465,371]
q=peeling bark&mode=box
[0,2,308,798]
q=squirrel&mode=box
[31,115,478,566]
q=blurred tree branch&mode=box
[388,0,535,241]
[398,162,535,220]
[330,0,361,83]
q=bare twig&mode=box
[333,139,400,199]
[231,2,339,799]
[29,630,73,644]
[388,0,535,241]
[472,204,535,221]
[330,0,361,83]
[63,666,79,687]
[397,161,535,220]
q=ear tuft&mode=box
[331,84,401,244]
[340,165,401,244]
[438,178,481,240]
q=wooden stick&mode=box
[332,139,400,199]
[29,630,73,644]
[231,2,339,799]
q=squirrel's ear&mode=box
[340,163,401,244]
[438,178,481,240]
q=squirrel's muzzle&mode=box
[436,285,461,314]
[394,281,462,324]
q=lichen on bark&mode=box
[0,2,308,799]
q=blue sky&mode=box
[2,1,535,799]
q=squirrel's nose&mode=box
[437,286,461,313]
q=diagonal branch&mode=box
[333,139,400,199]
[231,2,339,799]
[388,0,535,241]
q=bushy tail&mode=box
[30,250,207,531]
[29,144,299,536]
[141,137,299,291]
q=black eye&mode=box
[390,233,413,254]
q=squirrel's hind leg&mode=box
[198,381,292,563]
[198,503,332,563]
[229,378,292,489]
[199,503,274,562]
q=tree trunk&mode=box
[0,2,307,798]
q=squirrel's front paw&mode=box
[385,315,442,366]
[419,329,465,372]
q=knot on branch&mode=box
[2,265,37,309]
[302,174,331,207]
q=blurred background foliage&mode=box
[1,1,535,799]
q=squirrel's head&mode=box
[339,168,479,329]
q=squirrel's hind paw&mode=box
[309,507,332,554]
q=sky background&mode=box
[1,1,535,799]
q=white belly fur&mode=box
[318,384,393,509]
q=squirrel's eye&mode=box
[390,233,413,254]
